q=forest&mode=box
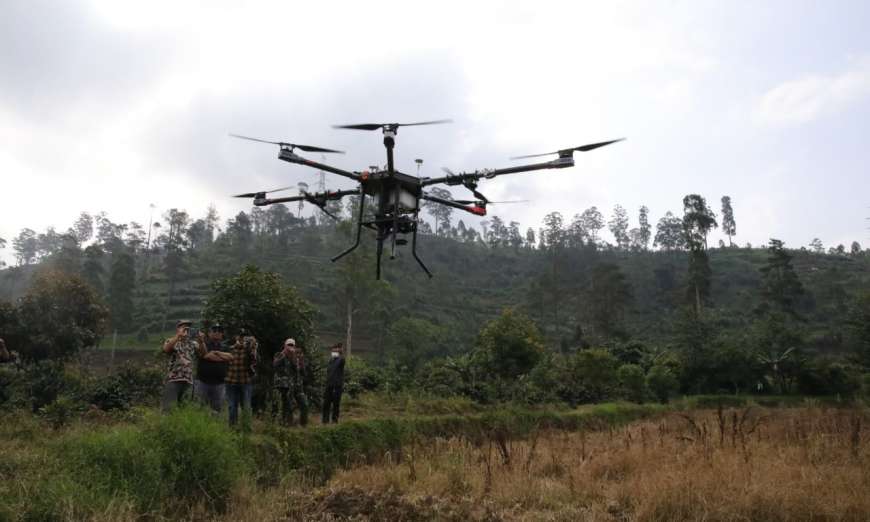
[1,192,869,402]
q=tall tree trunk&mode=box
[345,297,353,357]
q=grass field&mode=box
[1,399,867,521]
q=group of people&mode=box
[161,319,346,427]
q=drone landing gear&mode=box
[330,190,367,263]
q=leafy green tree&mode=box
[653,212,685,251]
[721,196,736,246]
[426,187,454,236]
[608,204,630,250]
[846,291,870,369]
[577,207,604,244]
[16,270,108,361]
[809,238,824,253]
[108,251,136,333]
[202,265,316,372]
[566,348,619,402]
[646,363,679,403]
[617,363,647,402]
[682,194,717,249]
[384,317,450,370]
[759,239,804,317]
[584,262,633,339]
[753,311,804,393]
[81,244,106,294]
[638,205,651,250]
[12,228,38,265]
[850,241,862,256]
[474,308,546,380]
[72,212,94,245]
[687,248,712,313]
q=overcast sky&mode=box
[2,0,870,264]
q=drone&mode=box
[231,120,623,279]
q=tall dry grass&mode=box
[300,406,870,521]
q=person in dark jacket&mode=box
[272,338,308,426]
[195,324,233,412]
[322,343,345,424]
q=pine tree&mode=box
[608,205,630,250]
[638,205,651,250]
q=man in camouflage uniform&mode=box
[161,319,205,412]
[272,338,308,426]
[225,328,258,427]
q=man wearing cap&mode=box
[161,320,206,412]
[195,324,233,413]
[225,328,259,427]
[272,338,308,426]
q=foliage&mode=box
[473,308,546,380]
[64,406,247,512]
[646,363,679,403]
[384,317,451,370]
[759,239,804,317]
[796,358,862,397]
[617,363,647,403]
[202,264,316,376]
[14,270,109,362]
[564,348,619,403]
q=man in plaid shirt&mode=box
[225,328,258,426]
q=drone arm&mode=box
[421,194,487,216]
[254,189,358,207]
[421,157,574,187]
[278,150,361,182]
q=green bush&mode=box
[646,364,679,403]
[63,406,248,513]
[617,363,647,403]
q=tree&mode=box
[809,238,824,254]
[108,251,136,332]
[577,207,604,244]
[566,348,619,402]
[759,239,804,317]
[846,291,870,368]
[384,317,450,370]
[474,308,546,380]
[12,228,38,265]
[202,265,316,371]
[584,263,633,339]
[617,363,647,402]
[525,228,536,249]
[72,212,94,244]
[720,196,736,246]
[16,270,109,361]
[850,241,862,256]
[426,187,454,236]
[542,212,565,250]
[638,205,651,250]
[646,364,678,403]
[608,204,630,250]
[653,212,685,251]
[682,194,717,250]
[682,195,717,314]
[81,245,106,294]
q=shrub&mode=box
[647,364,679,403]
[797,358,862,397]
[64,406,248,513]
[617,363,647,403]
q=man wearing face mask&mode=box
[322,343,346,424]
[272,338,308,426]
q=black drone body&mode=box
[231,122,623,279]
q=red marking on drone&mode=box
[469,206,486,216]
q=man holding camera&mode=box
[322,343,346,424]
[195,324,234,413]
[225,328,258,427]
[161,319,205,412]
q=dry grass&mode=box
[247,406,870,521]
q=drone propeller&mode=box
[229,133,344,154]
[510,138,625,160]
[232,185,294,198]
[452,199,530,205]
[332,119,452,131]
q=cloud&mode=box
[756,61,870,125]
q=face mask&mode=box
[331,352,340,358]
